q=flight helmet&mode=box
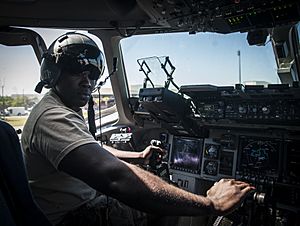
[35,32,105,93]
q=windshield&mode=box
[121,32,278,96]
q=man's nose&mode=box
[80,73,92,88]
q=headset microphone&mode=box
[96,57,118,89]
[89,57,118,142]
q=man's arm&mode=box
[102,144,164,165]
[58,143,254,216]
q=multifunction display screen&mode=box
[238,136,281,176]
[170,136,203,174]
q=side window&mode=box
[0,44,40,131]
[293,22,300,81]
[297,23,300,47]
[0,29,117,131]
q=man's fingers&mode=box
[241,185,256,192]
[211,179,255,190]
[150,146,166,154]
[150,145,160,150]
[234,180,251,185]
[235,181,251,187]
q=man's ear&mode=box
[52,75,63,94]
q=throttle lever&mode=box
[146,139,171,183]
[149,139,163,168]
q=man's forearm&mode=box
[103,144,145,164]
[110,161,213,216]
[99,145,213,215]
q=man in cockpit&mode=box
[21,32,255,226]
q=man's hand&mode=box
[139,145,166,165]
[206,178,255,216]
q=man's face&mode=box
[55,70,97,111]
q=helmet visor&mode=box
[62,51,105,81]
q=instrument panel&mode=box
[135,83,300,222]
[167,133,300,204]
[180,84,300,126]
[138,0,300,34]
[167,134,299,182]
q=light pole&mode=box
[237,50,242,85]
[1,78,5,111]
[23,88,25,105]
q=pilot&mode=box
[21,32,255,226]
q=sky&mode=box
[0,28,279,96]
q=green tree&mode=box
[11,96,28,107]
[0,96,13,111]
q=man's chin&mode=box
[77,97,90,107]
[79,93,91,101]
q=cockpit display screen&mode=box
[170,136,203,174]
[238,136,281,176]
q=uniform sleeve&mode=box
[32,107,99,169]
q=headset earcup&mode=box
[40,54,61,88]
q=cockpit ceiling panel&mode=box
[0,0,299,34]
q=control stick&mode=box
[147,139,171,183]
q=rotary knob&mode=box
[238,106,247,114]
[262,106,270,114]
